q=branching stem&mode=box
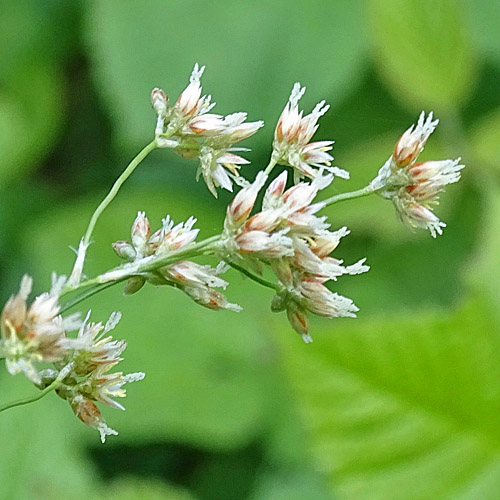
[323,184,378,207]
[227,261,282,291]
[83,139,158,246]
[0,364,72,413]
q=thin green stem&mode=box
[83,140,157,246]
[227,261,282,291]
[323,184,378,207]
[0,372,66,413]
[264,156,278,176]
[59,280,126,314]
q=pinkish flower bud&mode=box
[70,395,118,443]
[131,211,150,252]
[235,230,293,258]
[392,112,438,168]
[263,171,288,209]
[71,395,102,427]
[182,286,241,312]
[225,172,268,230]
[286,302,311,343]
[151,88,169,116]
[244,209,282,233]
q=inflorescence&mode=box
[0,63,464,442]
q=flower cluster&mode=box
[221,170,369,342]
[272,83,349,183]
[152,64,264,196]
[371,112,464,237]
[113,212,241,312]
[0,275,79,383]
[57,312,144,443]
[0,63,466,444]
[0,276,143,442]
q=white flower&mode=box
[151,65,263,197]
[221,171,368,341]
[188,112,264,144]
[60,311,126,376]
[198,146,251,197]
[162,260,242,312]
[113,213,199,262]
[272,83,349,181]
[371,112,464,238]
[168,64,215,131]
[392,111,438,168]
[0,275,80,384]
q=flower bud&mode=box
[131,211,150,253]
[70,395,118,443]
[123,276,146,295]
[151,88,169,117]
[225,172,268,230]
[112,241,136,261]
[392,112,438,168]
[286,302,311,343]
[263,171,287,209]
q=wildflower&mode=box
[113,214,241,311]
[221,170,368,341]
[68,365,145,443]
[272,83,349,182]
[371,112,464,237]
[0,275,80,384]
[151,65,263,196]
[198,146,251,197]
[60,311,126,376]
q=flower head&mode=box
[371,112,464,238]
[221,170,368,341]
[151,64,263,196]
[272,83,349,182]
[60,311,126,376]
[0,275,80,383]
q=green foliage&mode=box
[90,477,198,500]
[278,299,500,500]
[470,108,500,171]
[464,0,500,63]
[0,0,69,182]
[0,375,96,500]
[369,0,477,112]
[85,0,368,150]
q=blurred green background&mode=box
[1,0,500,499]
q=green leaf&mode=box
[0,60,64,183]
[470,107,500,171]
[249,469,333,500]
[90,477,198,500]
[369,0,477,112]
[277,298,500,500]
[463,0,500,63]
[21,187,281,449]
[463,183,499,316]
[0,375,96,500]
[0,0,70,183]
[85,0,368,150]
